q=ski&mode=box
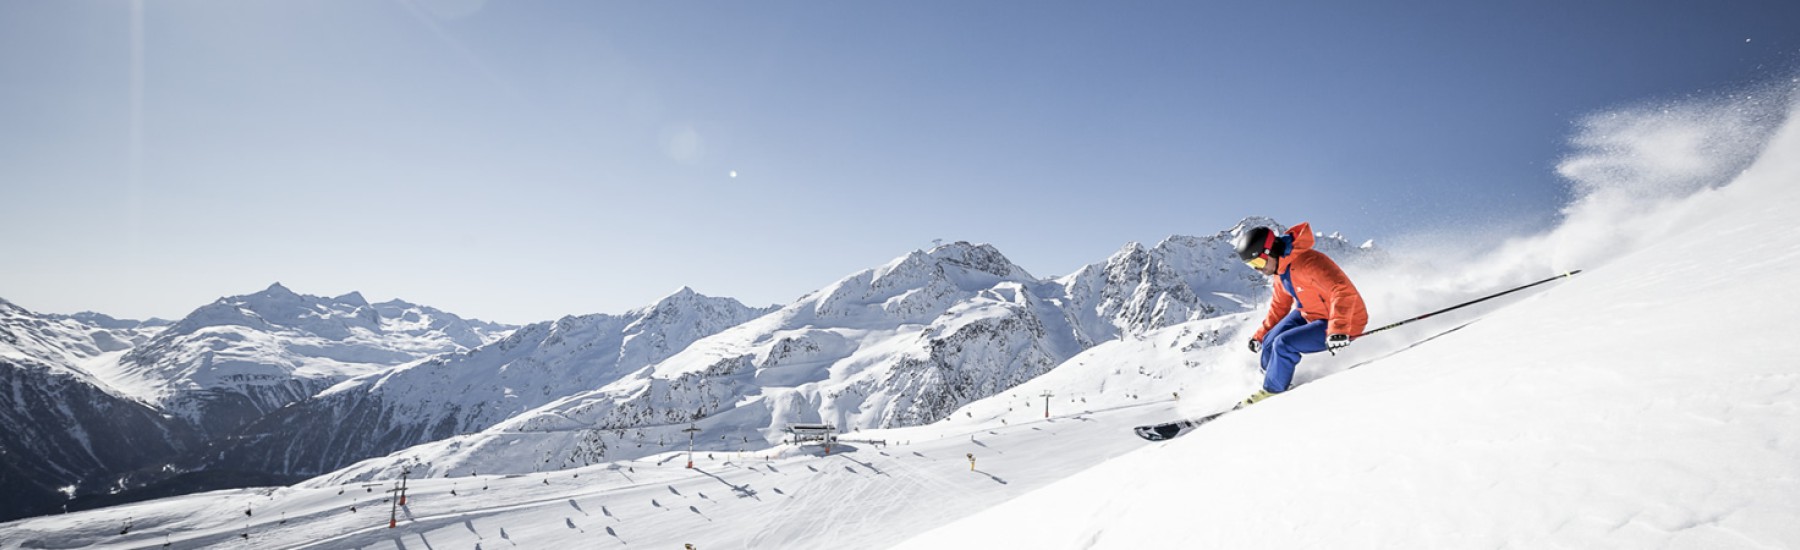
[1132,408,1235,441]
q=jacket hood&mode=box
[1284,222,1315,255]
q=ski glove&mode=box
[1326,334,1351,351]
[1247,338,1261,354]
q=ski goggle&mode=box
[1245,255,1269,270]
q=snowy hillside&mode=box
[6,83,1792,550]
[0,299,166,395]
[212,288,776,477]
[0,286,514,522]
[115,283,515,437]
[303,230,1376,484]
[17,192,1797,549]
[0,302,1266,549]
[901,91,1800,548]
[0,300,195,522]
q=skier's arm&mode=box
[1254,283,1294,341]
[1320,262,1368,337]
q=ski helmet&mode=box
[1233,226,1281,264]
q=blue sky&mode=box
[2,1,1797,324]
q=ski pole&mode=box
[1358,270,1582,338]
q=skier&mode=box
[1233,223,1368,406]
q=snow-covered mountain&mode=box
[115,283,515,437]
[6,75,1795,550]
[1058,215,1377,344]
[7,87,1794,550]
[212,288,776,476]
[1,300,168,386]
[316,226,1379,482]
[0,286,516,522]
[0,222,1373,525]
[0,299,197,522]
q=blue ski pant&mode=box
[1259,309,1329,393]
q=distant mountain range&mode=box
[0,299,190,520]
[214,287,777,477]
[116,283,515,437]
[0,218,1378,521]
[0,286,517,521]
[315,219,1380,483]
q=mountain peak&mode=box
[1229,216,1285,236]
[921,241,1028,279]
[924,240,990,257]
[333,292,369,306]
[1112,241,1149,257]
[640,287,709,312]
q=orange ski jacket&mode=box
[1253,223,1369,341]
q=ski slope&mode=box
[0,300,1269,549]
[901,93,1800,548]
[0,399,1193,549]
[4,86,1797,550]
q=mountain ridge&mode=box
[312,220,1380,483]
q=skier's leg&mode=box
[1258,310,1310,388]
[1263,318,1329,393]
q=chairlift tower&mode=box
[1041,390,1055,418]
[683,424,703,469]
[387,468,409,529]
